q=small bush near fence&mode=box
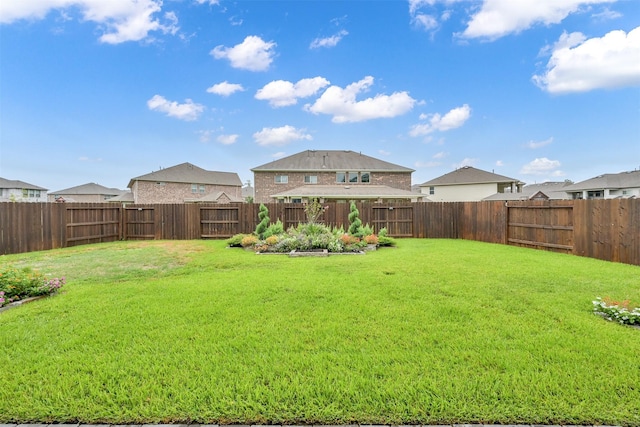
[0,267,65,307]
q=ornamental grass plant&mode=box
[0,239,638,425]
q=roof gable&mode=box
[420,166,523,186]
[251,150,414,172]
[128,162,242,188]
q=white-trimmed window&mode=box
[348,172,358,183]
[22,189,41,198]
[191,183,198,193]
[275,175,288,184]
[336,172,346,183]
[361,172,370,183]
[429,186,435,195]
[304,175,318,184]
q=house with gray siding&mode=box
[562,170,640,199]
[0,177,48,202]
[420,166,525,202]
[251,150,420,203]
[128,162,243,203]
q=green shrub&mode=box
[255,204,270,239]
[225,233,248,247]
[348,202,363,236]
[377,227,396,246]
[263,219,284,238]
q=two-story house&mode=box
[251,150,420,203]
[48,183,128,202]
[562,170,640,199]
[419,166,525,202]
[0,177,48,202]
[128,162,243,204]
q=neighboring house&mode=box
[251,150,420,203]
[420,166,525,202]
[483,181,573,201]
[242,181,255,202]
[48,183,128,202]
[0,177,48,202]
[562,170,640,199]
[128,162,242,204]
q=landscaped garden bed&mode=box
[226,200,395,254]
[0,239,638,425]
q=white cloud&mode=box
[460,0,616,40]
[272,151,286,159]
[310,30,348,49]
[526,137,553,149]
[495,160,504,166]
[210,35,276,71]
[409,104,471,136]
[305,76,416,123]
[0,0,180,44]
[207,81,245,96]
[592,7,622,21]
[412,13,439,30]
[433,151,448,159]
[520,157,562,175]
[217,134,239,145]
[533,27,640,93]
[194,0,219,5]
[147,95,204,121]
[253,125,312,147]
[255,77,330,107]
[378,150,391,156]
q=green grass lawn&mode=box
[1,239,639,425]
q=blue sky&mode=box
[1,0,639,192]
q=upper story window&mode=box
[304,175,318,184]
[429,186,435,195]
[22,189,41,198]
[275,175,288,184]
[338,172,369,184]
[191,184,205,193]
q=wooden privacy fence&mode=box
[1,199,638,265]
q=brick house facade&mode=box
[128,163,242,204]
[251,150,417,203]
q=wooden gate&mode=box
[200,206,240,238]
[123,206,155,240]
[371,205,413,237]
[66,205,121,246]
[506,201,574,253]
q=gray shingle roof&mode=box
[483,181,572,201]
[562,170,640,191]
[420,166,524,186]
[270,184,423,199]
[50,182,126,196]
[128,162,242,188]
[0,177,48,191]
[251,150,414,172]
